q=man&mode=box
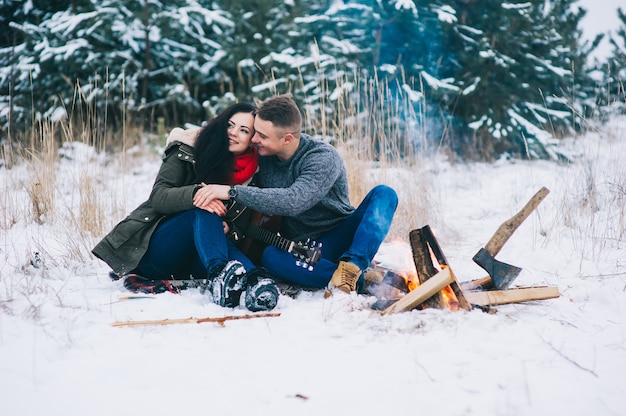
[196,95,398,296]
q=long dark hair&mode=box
[194,102,256,184]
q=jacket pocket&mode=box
[106,211,156,249]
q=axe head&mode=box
[472,247,522,290]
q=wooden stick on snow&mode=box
[112,312,281,327]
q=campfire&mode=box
[371,187,560,314]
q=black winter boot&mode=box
[244,268,279,312]
[210,260,247,308]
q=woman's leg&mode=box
[136,210,203,279]
[227,239,256,271]
[135,208,252,307]
[137,209,234,279]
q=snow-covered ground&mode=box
[1,115,624,415]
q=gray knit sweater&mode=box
[236,134,354,241]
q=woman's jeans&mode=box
[136,208,254,280]
[261,185,398,288]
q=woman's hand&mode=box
[193,184,228,215]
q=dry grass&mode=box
[301,70,439,239]
[24,119,58,225]
[1,71,624,276]
[552,122,626,261]
[78,174,105,237]
[0,81,152,270]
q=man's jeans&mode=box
[261,185,398,288]
[137,208,254,280]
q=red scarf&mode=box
[230,147,258,185]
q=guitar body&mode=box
[239,210,283,266]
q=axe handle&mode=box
[484,186,550,255]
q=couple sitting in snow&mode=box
[92,95,398,312]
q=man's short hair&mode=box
[256,94,302,135]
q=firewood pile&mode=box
[370,187,559,314]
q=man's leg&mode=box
[325,184,398,294]
[333,184,398,270]
[261,246,341,288]
[262,185,397,292]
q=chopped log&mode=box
[409,228,442,309]
[371,299,400,311]
[365,278,408,303]
[420,226,471,311]
[464,286,560,306]
[460,276,494,291]
[383,268,454,315]
[112,312,281,327]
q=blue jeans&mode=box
[261,185,398,288]
[136,208,254,280]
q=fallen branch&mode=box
[112,312,281,327]
[538,333,598,377]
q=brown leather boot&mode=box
[324,261,362,298]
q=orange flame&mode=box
[376,236,461,311]
[440,285,461,311]
[399,254,461,311]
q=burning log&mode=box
[418,226,470,311]
[368,269,410,310]
[383,268,454,314]
[370,222,560,313]
[409,227,442,309]
[380,225,471,314]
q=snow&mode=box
[1,115,625,415]
[436,5,457,24]
[393,0,417,15]
[525,53,572,77]
[420,71,460,92]
[321,36,362,54]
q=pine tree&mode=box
[211,0,312,105]
[0,0,607,160]
[281,0,377,134]
[276,0,454,150]
[0,0,82,134]
[607,8,626,112]
[1,0,234,133]
[439,0,593,160]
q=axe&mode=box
[472,187,550,290]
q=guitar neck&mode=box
[244,223,294,253]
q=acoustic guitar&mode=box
[238,210,322,271]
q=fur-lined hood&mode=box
[165,127,200,149]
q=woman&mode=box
[92,102,279,312]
